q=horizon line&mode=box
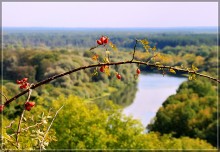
[2,26,218,29]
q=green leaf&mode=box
[92,69,98,76]
[23,117,27,122]
[169,69,176,74]
[152,46,156,51]
[188,75,192,80]
[103,57,110,63]
[140,39,149,45]
[139,39,150,52]
[188,73,196,80]
[109,42,117,51]
[192,74,196,80]
[192,65,198,72]
[155,62,162,66]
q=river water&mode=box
[123,73,186,127]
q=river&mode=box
[123,73,187,127]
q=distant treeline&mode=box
[3,28,218,50]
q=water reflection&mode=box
[123,73,186,127]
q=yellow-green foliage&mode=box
[148,78,217,146]
[48,95,215,150]
[1,109,57,150]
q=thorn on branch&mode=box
[5,120,15,129]
[131,39,138,62]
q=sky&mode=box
[2,2,218,28]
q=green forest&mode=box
[1,28,218,150]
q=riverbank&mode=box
[123,73,187,127]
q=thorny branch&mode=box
[2,39,220,107]
[9,122,44,137]
[146,53,159,64]
[10,108,53,136]
[3,61,220,107]
[0,92,8,102]
[15,87,33,147]
[16,109,25,147]
[131,39,138,62]
[40,105,64,151]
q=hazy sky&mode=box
[2,2,218,28]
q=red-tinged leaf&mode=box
[92,54,99,61]
[104,66,110,76]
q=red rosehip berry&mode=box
[22,78,28,82]
[116,73,121,80]
[97,40,103,45]
[136,68,141,74]
[16,80,22,84]
[25,102,35,111]
[25,105,31,111]
[0,105,4,112]
[100,36,106,43]
[100,66,105,72]
[23,83,29,89]
[17,78,30,89]
[28,102,35,107]
[103,37,108,44]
